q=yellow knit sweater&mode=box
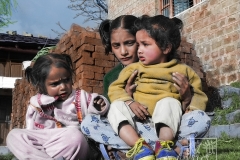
[108,59,208,115]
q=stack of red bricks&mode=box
[177,38,208,92]
[11,79,37,130]
[51,24,119,94]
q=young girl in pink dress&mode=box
[7,53,110,160]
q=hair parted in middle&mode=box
[99,15,138,54]
[134,15,183,61]
[25,53,74,94]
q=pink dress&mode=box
[7,89,109,160]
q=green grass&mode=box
[192,133,240,160]
[230,81,240,88]
[0,153,15,160]
[211,88,240,125]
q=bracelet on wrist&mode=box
[126,100,135,106]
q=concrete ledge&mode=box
[204,123,240,138]
[0,146,10,155]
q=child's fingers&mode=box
[139,105,149,116]
[134,109,146,120]
[126,70,138,84]
[135,106,149,120]
[93,96,100,103]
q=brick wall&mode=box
[52,24,118,94]
[108,0,159,19]
[108,0,240,87]
[176,0,240,87]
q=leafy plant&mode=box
[230,81,240,88]
[211,92,240,125]
[0,0,17,29]
[0,153,15,160]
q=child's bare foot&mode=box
[107,146,127,160]
[174,139,190,158]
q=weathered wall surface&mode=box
[108,0,159,19]
[176,0,240,87]
[108,0,240,87]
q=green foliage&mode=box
[230,81,240,88]
[211,92,240,125]
[0,153,15,160]
[191,133,240,160]
[0,0,17,28]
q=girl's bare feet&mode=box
[107,146,127,160]
[174,139,190,158]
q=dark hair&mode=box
[25,53,74,94]
[134,15,183,60]
[99,15,138,54]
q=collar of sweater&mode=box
[138,59,178,68]
[30,90,76,108]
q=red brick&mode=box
[75,51,91,67]
[232,32,239,41]
[92,52,115,61]
[80,44,95,52]
[95,59,114,67]
[73,82,79,89]
[95,46,105,53]
[94,73,104,81]
[58,44,67,53]
[81,71,94,79]
[227,73,237,84]
[219,48,225,55]
[92,87,103,94]
[81,30,96,38]
[211,51,218,59]
[66,41,73,50]
[79,64,104,74]
[64,37,71,45]
[80,36,102,46]
[79,55,94,65]
[214,59,222,68]
[96,33,101,39]
[220,75,226,84]
[185,58,193,66]
[193,61,200,68]
[79,79,101,87]
[72,50,83,63]
[70,23,84,33]
[179,46,190,53]
[70,35,78,46]
[225,45,234,53]
[221,65,234,73]
[80,86,92,93]
[224,36,232,45]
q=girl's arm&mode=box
[25,104,36,129]
[186,69,208,111]
[80,90,110,116]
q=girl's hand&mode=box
[93,96,106,111]
[126,101,149,120]
[172,72,192,110]
[125,70,138,97]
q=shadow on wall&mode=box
[205,86,221,112]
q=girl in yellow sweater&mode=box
[108,15,210,160]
